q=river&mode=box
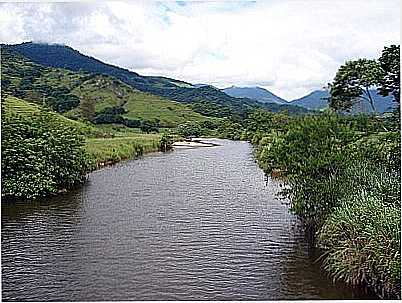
[1,139,373,301]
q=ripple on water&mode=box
[2,139,375,301]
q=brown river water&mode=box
[1,139,375,301]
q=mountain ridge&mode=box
[222,86,288,105]
[1,47,213,127]
[4,42,310,117]
[290,89,396,113]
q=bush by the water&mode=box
[254,112,400,298]
[159,134,174,152]
[319,190,400,298]
[257,114,358,225]
[1,105,91,199]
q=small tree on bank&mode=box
[328,45,400,114]
[328,59,382,112]
[79,95,96,121]
[377,45,400,103]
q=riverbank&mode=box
[85,135,161,169]
[85,136,219,169]
[252,115,401,299]
[2,139,372,301]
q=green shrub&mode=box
[176,121,202,138]
[159,134,174,152]
[258,113,357,225]
[346,131,400,172]
[1,107,91,199]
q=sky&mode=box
[0,0,400,100]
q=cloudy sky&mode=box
[0,0,400,100]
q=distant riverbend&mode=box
[2,139,374,301]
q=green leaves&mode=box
[328,45,400,113]
[329,59,382,112]
[378,45,400,103]
[176,121,203,138]
[1,103,91,199]
[257,114,358,222]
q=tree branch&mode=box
[365,86,376,113]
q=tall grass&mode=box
[255,113,400,298]
[316,157,401,298]
[85,135,161,169]
[318,191,400,298]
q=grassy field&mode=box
[3,96,163,169]
[3,96,106,138]
[122,90,211,127]
[85,135,161,168]
[71,75,212,127]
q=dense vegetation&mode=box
[245,46,400,299]
[252,113,400,298]
[1,97,91,199]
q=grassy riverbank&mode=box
[86,135,161,168]
[251,113,400,299]
[1,96,166,199]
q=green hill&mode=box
[1,48,213,128]
[2,96,104,137]
[2,42,193,92]
[4,42,310,118]
[70,75,211,127]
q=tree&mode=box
[176,121,202,138]
[328,59,382,112]
[377,45,400,103]
[258,114,357,226]
[79,96,96,121]
[140,120,159,133]
[159,134,174,152]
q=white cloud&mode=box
[0,0,399,100]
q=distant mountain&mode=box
[4,42,193,92]
[290,90,329,110]
[290,90,396,113]
[4,42,309,118]
[222,86,288,105]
